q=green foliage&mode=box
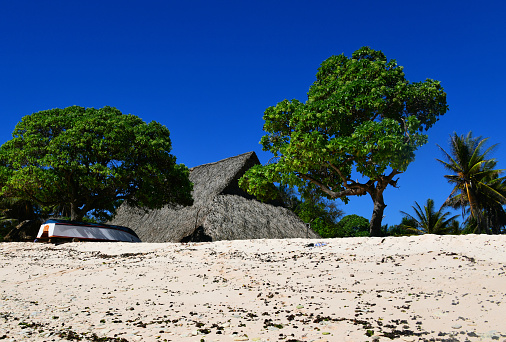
[400,198,459,235]
[240,47,447,236]
[460,214,505,234]
[437,132,506,234]
[0,106,193,221]
[298,202,342,238]
[238,164,279,202]
[460,218,479,235]
[334,214,370,237]
[388,216,418,236]
[276,185,343,238]
[448,219,462,235]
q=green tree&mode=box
[0,106,193,221]
[239,47,448,236]
[455,193,506,235]
[400,198,458,235]
[0,158,41,232]
[485,202,506,234]
[277,185,343,238]
[335,214,370,237]
[480,168,506,234]
[448,219,462,235]
[388,216,418,236]
[437,132,506,234]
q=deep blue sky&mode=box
[1,1,505,226]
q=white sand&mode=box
[1,235,505,341]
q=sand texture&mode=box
[1,235,505,341]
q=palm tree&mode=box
[478,171,506,234]
[448,219,462,235]
[390,216,418,236]
[400,198,459,235]
[437,132,506,234]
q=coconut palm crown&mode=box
[437,132,506,234]
[400,198,458,235]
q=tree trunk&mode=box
[369,195,386,237]
[70,201,80,221]
[69,178,82,221]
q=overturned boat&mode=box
[36,219,141,242]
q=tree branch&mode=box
[297,172,367,199]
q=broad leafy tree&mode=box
[400,198,458,235]
[0,106,193,221]
[437,132,506,234]
[335,214,370,237]
[239,47,448,236]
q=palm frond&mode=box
[401,198,457,234]
[437,131,505,234]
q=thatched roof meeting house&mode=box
[109,152,319,242]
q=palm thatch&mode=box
[109,152,319,242]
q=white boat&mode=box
[36,219,141,242]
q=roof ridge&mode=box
[189,151,256,171]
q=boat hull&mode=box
[37,220,141,242]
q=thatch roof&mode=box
[109,152,319,242]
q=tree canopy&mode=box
[335,214,370,237]
[0,106,193,221]
[239,47,448,236]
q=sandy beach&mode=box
[1,235,505,341]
